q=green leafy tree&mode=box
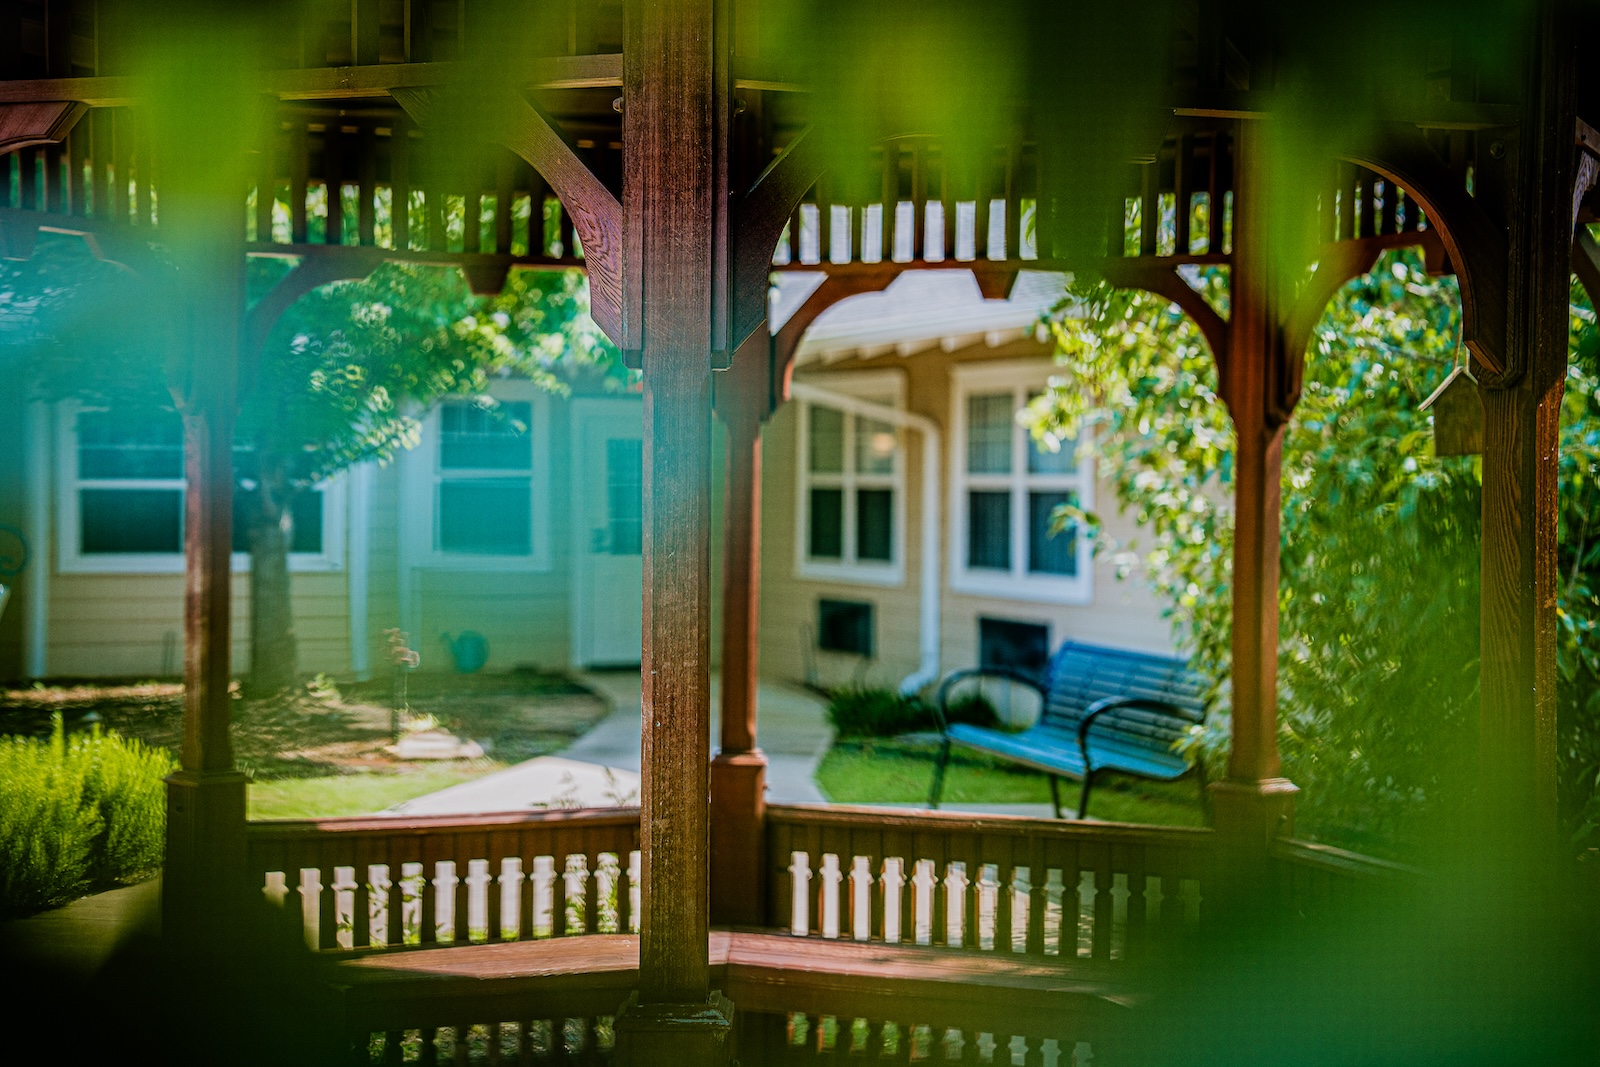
[1033,248,1599,855]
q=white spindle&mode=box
[465,858,491,941]
[819,854,843,939]
[297,867,321,951]
[530,855,556,937]
[1011,865,1032,953]
[497,857,523,940]
[263,870,288,908]
[1076,870,1098,958]
[562,854,589,934]
[1043,868,1065,956]
[788,851,813,936]
[881,857,905,943]
[955,200,977,261]
[369,864,393,947]
[977,863,1000,951]
[849,856,873,941]
[943,861,969,947]
[627,850,642,933]
[911,859,937,946]
[332,865,358,950]
[596,852,621,933]
[433,860,459,942]
[925,202,946,262]
[400,862,426,944]
[829,204,852,262]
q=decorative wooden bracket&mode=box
[1101,258,1231,376]
[391,86,627,348]
[768,272,897,415]
[1341,123,1508,380]
[243,248,385,361]
[1277,238,1385,409]
[1572,118,1600,231]
[0,100,86,153]
[730,128,825,355]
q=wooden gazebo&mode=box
[2,1,1596,1062]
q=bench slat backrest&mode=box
[1040,642,1208,753]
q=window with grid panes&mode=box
[951,370,1093,603]
[60,404,334,572]
[435,399,535,555]
[798,397,903,583]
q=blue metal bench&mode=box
[928,641,1210,820]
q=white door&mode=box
[572,400,644,667]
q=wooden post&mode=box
[1475,7,1576,840]
[144,19,262,956]
[1210,121,1298,849]
[162,220,249,952]
[613,0,733,1062]
[710,331,771,929]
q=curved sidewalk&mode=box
[387,672,832,815]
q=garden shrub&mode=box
[0,715,172,916]
[827,686,998,738]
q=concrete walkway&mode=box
[388,672,833,815]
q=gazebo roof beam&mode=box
[1172,89,1520,131]
[0,54,805,109]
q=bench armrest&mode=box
[932,668,1046,735]
[1074,696,1204,769]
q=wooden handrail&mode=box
[245,805,641,838]
[1270,837,1422,881]
[768,802,1214,845]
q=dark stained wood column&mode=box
[1475,7,1577,838]
[710,331,771,928]
[1210,121,1298,847]
[617,0,726,1037]
[146,21,263,952]
[163,235,248,948]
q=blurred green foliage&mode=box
[1033,246,1600,857]
[826,685,997,739]
[0,715,172,916]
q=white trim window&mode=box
[795,374,905,586]
[950,364,1093,603]
[416,385,553,570]
[56,401,343,574]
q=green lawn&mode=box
[815,738,1206,827]
[247,763,498,820]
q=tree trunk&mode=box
[244,450,299,696]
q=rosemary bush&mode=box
[0,715,172,915]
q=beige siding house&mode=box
[0,269,1174,688]
[758,270,1175,694]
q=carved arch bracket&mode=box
[1100,259,1231,378]
[391,87,627,348]
[241,248,387,395]
[731,128,826,355]
[1339,123,1508,381]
